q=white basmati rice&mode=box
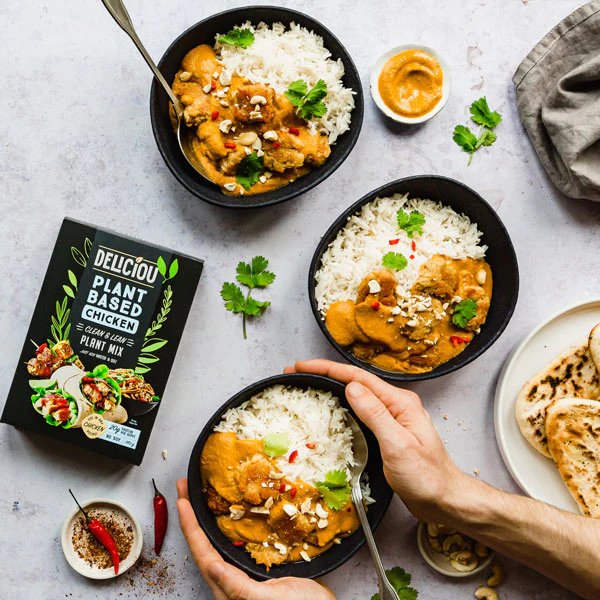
[315,194,488,316]
[214,22,355,143]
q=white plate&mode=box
[494,299,600,512]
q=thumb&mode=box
[345,381,404,448]
[208,561,275,600]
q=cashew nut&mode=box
[474,542,489,557]
[449,550,478,572]
[443,534,470,554]
[474,587,498,600]
[487,562,505,587]
[437,524,457,535]
[426,522,440,537]
[429,537,443,553]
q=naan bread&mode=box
[589,323,600,373]
[546,398,600,517]
[515,341,600,457]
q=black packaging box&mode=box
[1,218,203,465]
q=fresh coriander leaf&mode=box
[220,282,246,313]
[477,129,497,148]
[217,28,255,49]
[382,251,408,271]
[235,261,254,288]
[453,125,477,153]
[253,271,276,288]
[397,209,426,238]
[236,152,264,190]
[285,80,308,106]
[324,469,349,487]
[470,97,502,129]
[251,255,269,273]
[452,298,478,329]
[262,433,289,458]
[236,257,276,289]
[316,469,351,510]
[387,567,411,590]
[304,79,327,105]
[399,589,419,600]
[245,297,270,316]
[298,100,327,120]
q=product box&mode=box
[1,218,203,465]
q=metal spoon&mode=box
[100,0,212,182]
[346,413,401,600]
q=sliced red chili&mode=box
[210,80,217,90]
[409,254,415,260]
[279,483,286,493]
[306,443,315,449]
[211,111,219,121]
[224,142,236,149]
[389,239,399,245]
[450,336,471,347]
[36,343,48,355]
[371,301,380,310]
[234,540,245,547]
[411,240,416,251]
[290,487,297,499]
[289,127,300,135]
[289,450,299,463]
[273,142,281,148]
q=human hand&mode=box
[284,359,470,523]
[176,478,337,600]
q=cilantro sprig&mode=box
[262,433,289,458]
[284,79,328,120]
[217,28,255,49]
[236,152,264,190]
[382,252,408,271]
[220,256,276,339]
[453,97,502,165]
[315,469,351,511]
[452,298,478,329]
[370,566,419,600]
[397,209,425,238]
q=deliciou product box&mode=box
[1,218,203,465]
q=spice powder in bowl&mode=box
[61,498,143,579]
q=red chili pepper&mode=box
[279,483,286,493]
[211,111,219,121]
[346,507,352,512]
[289,450,299,463]
[273,142,281,148]
[371,301,380,310]
[450,336,471,347]
[224,142,236,149]
[36,343,48,355]
[234,540,245,547]
[290,487,297,499]
[411,240,416,252]
[409,254,415,260]
[210,80,217,90]
[289,127,300,135]
[306,443,315,449]
[69,489,120,575]
[152,479,168,555]
[389,239,399,245]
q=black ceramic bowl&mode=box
[187,373,393,580]
[150,6,363,209]
[120,397,159,418]
[308,176,519,382]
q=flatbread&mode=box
[589,323,600,373]
[546,398,600,518]
[515,341,600,457]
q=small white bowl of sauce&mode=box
[370,44,450,124]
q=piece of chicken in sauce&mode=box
[324,255,493,373]
[171,45,331,196]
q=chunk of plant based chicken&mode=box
[196,121,230,161]
[220,147,247,175]
[263,146,305,172]
[234,84,277,125]
[205,486,231,515]
[457,284,490,331]
[268,503,315,544]
[246,542,288,569]
[412,255,459,298]
[235,454,279,505]
[356,270,398,305]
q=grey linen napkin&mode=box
[513,0,600,201]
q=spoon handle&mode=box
[351,485,401,600]
[100,0,182,117]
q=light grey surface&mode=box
[1,1,599,599]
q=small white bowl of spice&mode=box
[61,497,143,579]
[370,44,450,124]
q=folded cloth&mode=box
[513,0,600,201]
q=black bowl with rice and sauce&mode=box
[308,175,519,382]
[150,6,363,208]
[187,373,393,580]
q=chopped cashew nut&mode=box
[273,542,287,555]
[427,523,440,537]
[475,588,498,600]
[218,119,233,133]
[229,506,245,521]
[315,503,329,519]
[449,551,478,572]
[487,563,505,587]
[264,497,274,510]
[283,504,298,517]
[443,534,470,554]
[223,182,237,192]
[250,95,267,105]
[430,538,443,553]
[179,71,192,82]
[237,131,258,146]
[368,280,381,294]
[249,506,270,515]
[269,471,283,479]
[263,130,278,141]
[476,269,487,285]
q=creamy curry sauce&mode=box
[171,45,331,196]
[201,432,359,569]
[325,255,493,373]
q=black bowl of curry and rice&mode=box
[150,6,363,208]
[309,175,519,382]
[187,373,393,580]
